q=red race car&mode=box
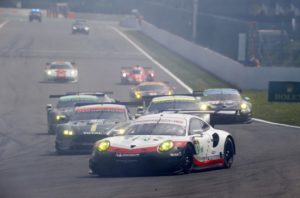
[120,65,155,84]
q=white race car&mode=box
[89,113,236,176]
[45,61,78,82]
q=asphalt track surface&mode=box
[0,16,300,198]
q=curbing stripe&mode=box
[111,26,300,129]
[110,26,193,93]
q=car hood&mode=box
[205,100,241,109]
[107,135,186,149]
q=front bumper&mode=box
[46,76,77,82]
[89,150,184,174]
[211,110,252,124]
[56,134,107,153]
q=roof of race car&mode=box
[203,88,239,95]
[75,104,126,112]
[152,95,196,103]
[59,95,99,102]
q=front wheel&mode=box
[180,146,194,174]
[223,138,234,168]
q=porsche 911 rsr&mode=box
[45,61,78,82]
[55,104,131,154]
[121,65,155,84]
[47,92,115,134]
[135,95,210,123]
[200,88,252,123]
[130,82,174,102]
[72,20,90,35]
[89,113,236,176]
[29,9,42,22]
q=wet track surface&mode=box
[0,17,300,198]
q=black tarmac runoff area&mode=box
[0,16,300,198]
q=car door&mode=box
[188,118,212,162]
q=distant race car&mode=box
[200,88,252,123]
[121,65,155,84]
[72,20,90,34]
[55,104,131,154]
[130,81,174,102]
[89,113,236,176]
[29,8,42,22]
[44,61,78,82]
[47,92,115,134]
[136,95,210,123]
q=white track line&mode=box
[0,21,8,29]
[110,26,193,93]
[253,118,300,129]
[111,26,300,129]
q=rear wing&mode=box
[49,91,114,98]
[74,101,139,107]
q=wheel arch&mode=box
[227,135,236,155]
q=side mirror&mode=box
[244,97,250,101]
[55,115,67,122]
[46,104,52,110]
[46,62,51,66]
[135,114,142,119]
[137,106,144,114]
[71,61,76,65]
[192,129,204,136]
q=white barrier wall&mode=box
[121,17,300,90]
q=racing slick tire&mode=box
[223,138,234,169]
[180,145,194,174]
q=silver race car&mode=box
[44,61,78,82]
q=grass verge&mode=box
[125,30,300,126]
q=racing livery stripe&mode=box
[193,158,224,167]
[108,141,188,154]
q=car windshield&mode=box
[124,122,185,136]
[50,64,72,69]
[139,85,166,91]
[148,101,199,113]
[132,69,142,74]
[202,90,241,101]
[70,110,127,121]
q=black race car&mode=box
[72,20,90,34]
[46,92,115,134]
[200,88,252,124]
[55,104,131,154]
[29,9,42,22]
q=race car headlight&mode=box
[63,130,74,136]
[97,140,110,152]
[71,70,76,76]
[84,27,89,31]
[135,91,141,99]
[72,26,77,30]
[47,70,52,76]
[56,115,62,121]
[240,103,248,110]
[167,90,173,95]
[158,140,174,152]
[122,73,127,77]
[200,104,208,111]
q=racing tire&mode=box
[223,138,234,169]
[180,146,194,174]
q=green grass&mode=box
[125,30,300,126]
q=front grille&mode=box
[73,134,106,144]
